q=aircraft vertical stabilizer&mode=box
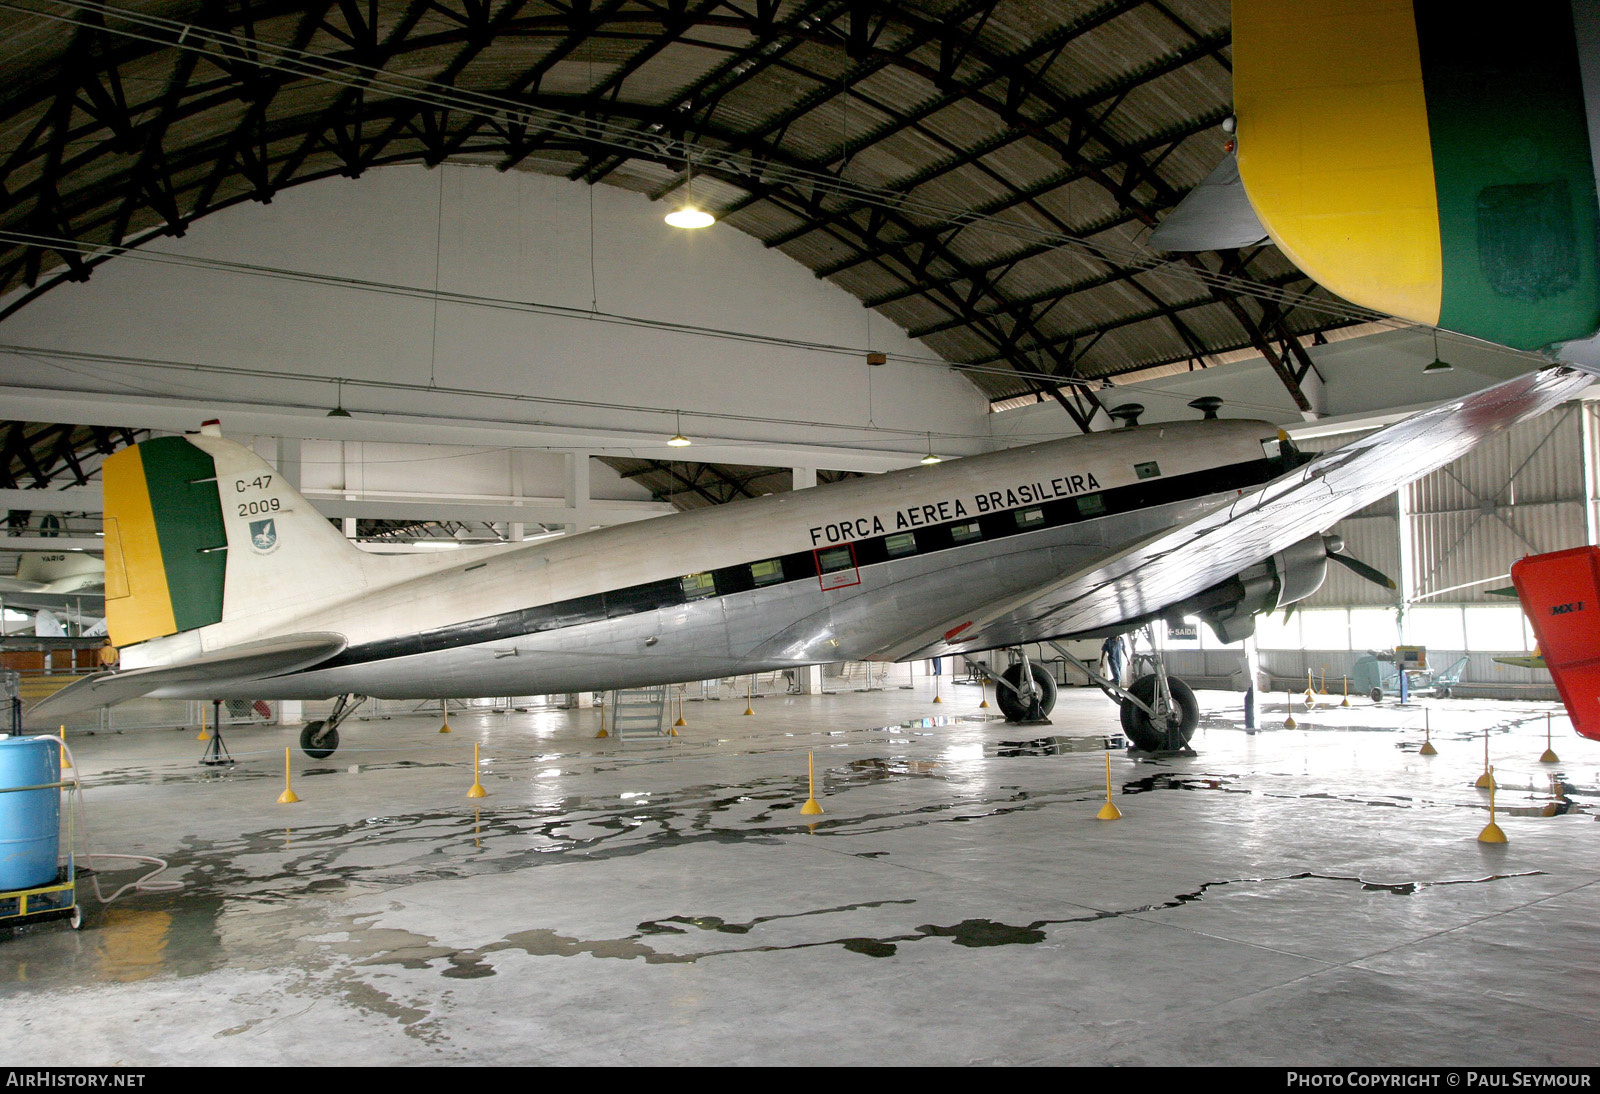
[1511,546,1600,741]
[101,434,229,646]
[102,426,370,650]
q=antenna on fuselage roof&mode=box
[1108,403,1144,428]
[1188,396,1224,420]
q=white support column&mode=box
[275,437,302,490]
[1395,486,1414,643]
[341,440,358,540]
[566,450,591,532]
[509,448,525,541]
[1295,366,1328,421]
[1583,400,1599,546]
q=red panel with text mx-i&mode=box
[1512,546,1600,741]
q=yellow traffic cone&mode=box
[1478,767,1508,843]
[979,679,989,709]
[1284,690,1297,730]
[277,747,300,804]
[438,698,452,734]
[467,742,487,799]
[1419,708,1438,756]
[1096,752,1122,820]
[196,706,210,742]
[1539,712,1559,764]
[596,695,608,738]
[1340,676,1350,708]
[1475,729,1495,790]
[800,752,824,815]
[744,677,755,716]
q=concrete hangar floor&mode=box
[1,681,1595,1067]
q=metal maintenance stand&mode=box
[199,698,235,766]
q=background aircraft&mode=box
[1509,547,1600,740]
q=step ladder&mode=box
[607,687,669,738]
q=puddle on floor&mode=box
[995,735,1127,757]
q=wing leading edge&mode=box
[899,367,1593,659]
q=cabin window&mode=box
[817,547,854,574]
[751,559,785,586]
[1076,494,1106,517]
[1014,507,1045,529]
[1134,460,1161,480]
[950,521,983,544]
[681,571,717,600]
[884,532,918,558]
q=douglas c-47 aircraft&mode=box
[25,366,1590,756]
[26,1,1600,755]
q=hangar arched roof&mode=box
[0,0,1358,426]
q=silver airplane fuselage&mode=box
[128,419,1283,701]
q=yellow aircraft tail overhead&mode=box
[1233,0,1600,353]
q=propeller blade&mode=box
[1328,551,1397,590]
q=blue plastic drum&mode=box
[0,737,60,891]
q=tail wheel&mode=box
[299,721,340,759]
[1120,675,1199,751]
[996,662,1058,722]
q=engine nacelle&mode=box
[1189,535,1334,644]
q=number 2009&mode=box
[238,498,280,516]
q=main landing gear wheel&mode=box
[299,721,340,760]
[996,661,1058,723]
[1120,674,1199,752]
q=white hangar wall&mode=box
[0,164,991,470]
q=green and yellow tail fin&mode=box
[102,436,228,646]
[102,426,371,650]
[1234,0,1600,351]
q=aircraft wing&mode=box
[23,631,346,725]
[901,367,1592,659]
[0,591,106,614]
[0,579,49,594]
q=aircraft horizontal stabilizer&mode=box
[24,631,346,725]
[1147,152,1268,252]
